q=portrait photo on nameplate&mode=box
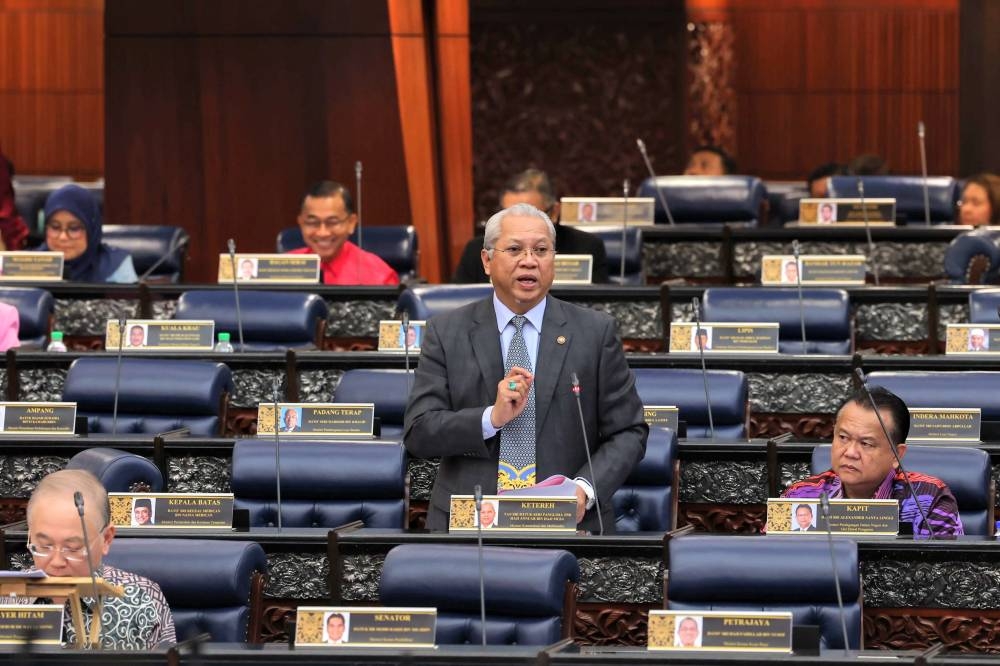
[448,495,577,533]
[760,254,867,286]
[217,253,320,284]
[766,498,899,536]
[945,324,1000,354]
[795,198,895,225]
[0,605,64,645]
[256,403,375,437]
[669,322,779,354]
[378,320,426,353]
[0,402,76,435]
[560,197,656,225]
[648,610,792,652]
[643,406,679,431]
[109,493,234,529]
[294,606,437,648]
[105,319,215,351]
[553,255,593,284]
[907,408,982,442]
[0,252,64,281]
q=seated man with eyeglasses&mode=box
[285,180,399,285]
[19,469,176,649]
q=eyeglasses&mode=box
[45,222,86,239]
[27,542,92,562]
[491,246,553,260]
[301,217,352,231]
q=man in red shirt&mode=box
[286,181,399,285]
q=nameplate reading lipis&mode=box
[945,324,1000,355]
[796,198,895,225]
[908,408,981,442]
[105,319,215,351]
[217,253,320,284]
[377,319,426,353]
[553,254,594,284]
[760,255,867,286]
[449,494,577,533]
[766,498,899,536]
[295,606,436,648]
[644,406,679,431]
[560,197,656,225]
[648,610,792,653]
[0,252,64,281]
[109,493,234,529]
[256,403,375,438]
[0,605,64,645]
[669,322,779,354]
[0,402,76,435]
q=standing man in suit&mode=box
[405,203,647,533]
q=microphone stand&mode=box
[792,240,807,352]
[918,121,931,227]
[73,492,102,649]
[272,378,283,532]
[402,312,412,395]
[355,161,363,250]
[857,180,880,286]
[691,297,715,439]
[111,318,125,436]
[620,179,629,282]
[820,492,852,655]
[473,484,487,646]
[636,138,675,225]
[571,373,604,536]
[227,239,246,351]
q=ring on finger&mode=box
[507,381,517,390]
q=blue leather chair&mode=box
[584,226,644,285]
[666,534,861,650]
[231,439,407,528]
[867,371,1000,421]
[970,289,1000,323]
[62,358,233,436]
[380,544,579,645]
[66,447,165,492]
[637,176,767,226]
[827,175,959,224]
[612,426,678,532]
[632,368,748,440]
[702,287,853,354]
[944,230,1000,284]
[397,284,493,321]
[104,539,267,643]
[276,225,419,281]
[174,290,329,351]
[14,188,50,235]
[333,369,411,439]
[102,225,189,283]
[810,444,992,536]
[0,287,53,348]
[766,182,810,226]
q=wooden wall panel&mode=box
[959,0,1000,176]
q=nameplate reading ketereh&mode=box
[0,402,76,436]
[256,403,375,438]
[109,493,234,529]
[295,606,436,648]
[449,494,577,533]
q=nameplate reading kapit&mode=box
[0,604,64,645]
[648,610,792,653]
[553,255,594,284]
[766,498,899,536]
[256,403,375,438]
[217,253,320,284]
[669,322,779,354]
[560,197,656,225]
[105,319,215,351]
[795,198,895,225]
[0,402,76,435]
[109,493,234,529]
[760,255,867,286]
[294,606,436,648]
[945,324,1000,354]
[908,408,981,442]
[449,495,577,533]
[378,320,426,353]
[644,406,679,431]
[0,252,64,281]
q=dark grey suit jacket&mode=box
[404,295,648,532]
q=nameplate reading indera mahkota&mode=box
[945,324,1000,354]
[0,252,63,281]
[105,319,214,351]
[796,198,895,225]
[217,253,320,284]
[109,493,234,529]
[449,495,577,533]
[648,610,792,652]
[766,498,899,536]
[0,402,76,435]
[760,255,867,286]
[669,322,779,354]
[644,406,679,431]
[560,197,656,225]
[0,605,64,645]
[553,255,593,284]
[908,408,981,442]
[256,403,375,437]
[295,606,436,648]
[377,320,426,353]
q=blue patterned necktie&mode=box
[498,315,536,490]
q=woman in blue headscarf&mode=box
[41,184,137,283]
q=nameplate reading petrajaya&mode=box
[553,255,593,284]
[669,322,779,354]
[109,493,234,529]
[0,402,76,435]
[295,606,436,648]
[0,252,64,281]
[105,319,215,351]
[795,198,895,225]
[766,498,899,536]
[217,253,320,284]
[908,408,981,442]
[0,605,64,645]
[648,610,792,652]
[256,403,375,438]
[945,324,1000,355]
[644,406,679,431]
[560,197,656,225]
[760,255,867,286]
[449,494,577,533]
[378,320,426,353]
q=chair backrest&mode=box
[612,426,678,532]
[827,175,959,224]
[174,290,328,351]
[14,188,50,233]
[666,534,861,650]
[104,539,267,642]
[62,358,233,436]
[636,176,767,226]
[583,226,644,285]
[102,225,190,283]
[66,447,164,492]
[275,225,419,281]
[231,439,407,528]
[632,368,747,440]
[969,288,1000,323]
[380,544,579,645]
[702,287,852,354]
[333,369,410,439]
[867,371,1000,421]
[944,230,1000,284]
[397,284,493,320]
[0,287,53,348]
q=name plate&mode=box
[767,498,899,535]
[644,405,679,431]
[908,407,981,442]
[105,319,215,351]
[0,402,76,435]
[796,198,895,225]
[217,253,320,284]
[256,402,375,437]
[449,495,576,532]
[945,324,1000,354]
[553,254,593,284]
[295,606,436,648]
[0,605,64,645]
[648,610,792,652]
[760,255,867,286]
[109,493,234,528]
[0,252,64,281]
[377,320,426,353]
[669,322,779,354]
[560,197,656,225]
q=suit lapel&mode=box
[470,298,504,401]
[533,298,569,432]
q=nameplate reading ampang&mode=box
[766,498,899,536]
[648,610,792,653]
[295,606,436,648]
[644,406,679,431]
[908,408,981,442]
[0,605,64,645]
[109,493,234,529]
[760,254,867,286]
[256,403,375,438]
[0,402,76,435]
[449,494,577,533]
[945,324,1000,355]
[105,319,215,351]
[669,322,779,354]
[217,253,320,284]
[0,252,64,281]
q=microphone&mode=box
[820,492,852,655]
[272,377,283,531]
[792,240,807,352]
[570,372,604,536]
[857,180,880,286]
[111,318,126,436]
[620,178,629,282]
[691,297,716,439]
[401,311,412,395]
[73,491,103,649]
[137,235,190,283]
[473,484,487,646]
[635,138,675,225]
[226,239,246,351]
[355,161,364,250]
[917,121,931,227]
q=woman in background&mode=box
[0,148,29,251]
[958,173,1000,227]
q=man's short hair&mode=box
[134,498,152,511]
[500,168,556,210]
[796,503,813,515]
[327,612,345,624]
[837,386,910,446]
[482,203,557,252]
[807,162,843,187]
[690,145,737,175]
[28,469,110,528]
[302,180,355,214]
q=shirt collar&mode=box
[493,294,546,333]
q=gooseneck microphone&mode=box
[137,236,190,283]
[792,240,807,351]
[917,121,931,227]
[226,239,246,351]
[402,311,412,395]
[73,491,103,649]
[272,377,283,531]
[473,484,487,646]
[820,492,852,655]
[111,318,126,436]
[355,161,364,250]
[571,373,604,536]
[691,297,716,439]
[857,181,880,286]
[635,138,676,226]
[620,179,629,282]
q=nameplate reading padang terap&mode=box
[760,255,867,286]
[0,252,63,281]
[648,610,792,653]
[766,498,898,536]
[295,606,436,648]
[669,322,779,354]
[644,406,679,431]
[217,253,320,284]
[0,605,64,645]
[449,495,576,533]
[0,402,76,435]
[105,319,215,351]
[109,493,234,529]
[553,254,593,284]
[908,408,981,442]
[256,403,375,438]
